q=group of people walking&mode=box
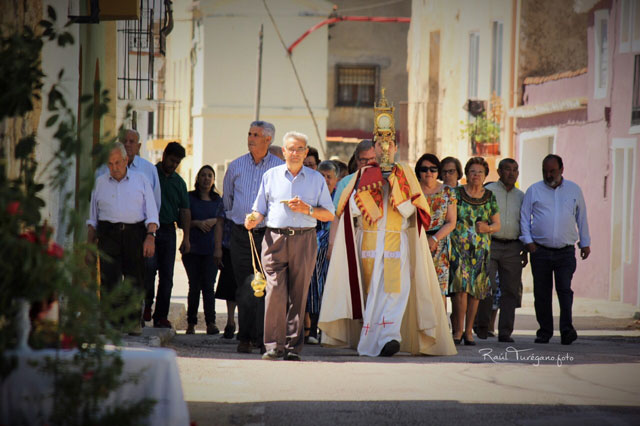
[88,119,590,359]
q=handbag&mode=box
[248,231,267,297]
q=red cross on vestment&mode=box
[377,317,394,328]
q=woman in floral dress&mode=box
[415,154,457,310]
[449,157,500,346]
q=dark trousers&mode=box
[97,221,146,321]
[530,245,577,338]
[262,229,317,354]
[182,253,218,324]
[145,224,177,322]
[477,240,524,338]
[230,224,265,344]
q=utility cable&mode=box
[262,0,326,158]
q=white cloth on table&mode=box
[0,347,189,426]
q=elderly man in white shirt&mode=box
[88,143,159,334]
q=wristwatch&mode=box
[147,231,156,238]
[308,205,315,216]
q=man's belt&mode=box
[268,227,315,236]
[234,223,266,233]
[98,221,145,231]
[536,243,574,251]
[492,237,520,244]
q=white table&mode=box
[1,347,190,426]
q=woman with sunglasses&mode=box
[415,154,457,310]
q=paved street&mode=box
[158,241,640,425]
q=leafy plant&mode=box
[460,112,501,155]
[0,9,154,425]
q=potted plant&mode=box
[460,112,501,156]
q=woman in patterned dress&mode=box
[415,154,457,310]
[449,157,500,345]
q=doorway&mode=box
[610,139,636,302]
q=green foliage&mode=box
[460,112,501,155]
[0,12,154,425]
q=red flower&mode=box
[46,242,64,258]
[20,231,37,243]
[60,334,75,349]
[6,201,21,215]
[82,371,95,381]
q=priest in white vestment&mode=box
[319,136,456,357]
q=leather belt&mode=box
[536,243,573,251]
[268,227,315,236]
[233,223,266,233]
[492,237,519,244]
[98,221,145,231]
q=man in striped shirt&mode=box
[223,121,283,353]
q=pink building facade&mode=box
[512,0,640,307]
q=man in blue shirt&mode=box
[223,121,283,353]
[246,131,335,361]
[87,143,159,335]
[520,154,591,345]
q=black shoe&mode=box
[206,323,220,335]
[284,351,301,361]
[476,329,488,340]
[379,340,400,357]
[223,324,235,339]
[534,336,550,344]
[498,336,515,343]
[237,341,252,353]
[262,349,284,360]
[561,330,577,345]
[463,335,476,346]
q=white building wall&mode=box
[408,0,514,165]
[191,0,332,172]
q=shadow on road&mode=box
[186,400,640,426]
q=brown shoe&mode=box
[186,324,195,334]
[206,322,220,335]
[237,341,252,353]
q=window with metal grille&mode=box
[336,65,378,107]
[632,55,640,125]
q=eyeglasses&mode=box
[285,147,308,154]
[419,166,438,174]
[357,156,375,163]
[468,169,486,175]
[442,169,457,175]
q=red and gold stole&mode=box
[356,164,432,294]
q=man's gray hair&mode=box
[318,160,337,174]
[250,120,276,141]
[124,128,140,142]
[112,142,127,159]
[283,131,308,146]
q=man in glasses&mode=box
[245,131,335,361]
[333,139,376,210]
[223,120,283,353]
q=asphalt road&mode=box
[168,325,640,426]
